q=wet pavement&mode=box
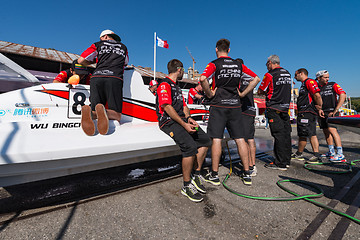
[0,126,359,239]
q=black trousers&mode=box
[267,108,292,167]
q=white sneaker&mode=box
[329,154,346,163]
[250,166,257,177]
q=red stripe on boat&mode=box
[122,102,158,122]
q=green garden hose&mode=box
[222,150,360,224]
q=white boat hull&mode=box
[0,69,209,186]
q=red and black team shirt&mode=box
[188,88,203,104]
[239,65,258,116]
[156,77,187,128]
[202,57,243,108]
[259,67,292,112]
[318,82,346,113]
[53,69,91,85]
[80,40,129,80]
[297,78,320,115]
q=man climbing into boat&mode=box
[316,70,347,162]
[53,59,91,85]
[156,59,211,202]
[78,29,129,136]
[200,39,260,186]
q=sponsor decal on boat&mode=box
[30,122,81,129]
[13,108,49,117]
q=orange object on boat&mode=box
[68,74,80,85]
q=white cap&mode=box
[316,70,328,79]
[99,29,121,42]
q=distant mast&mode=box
[153,32,157,82]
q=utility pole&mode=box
[186,47,196,81]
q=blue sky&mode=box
[1,0,360,96]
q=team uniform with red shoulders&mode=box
[239,64,258,140]
[187,87,203,104]
[53,69,91,85]
[202,56,257,139]
[156,77,210,157]
[297,78,320,137]
[318,82,346,129]
[258,67,292,168]
[80,39,129,113]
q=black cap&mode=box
[71,60,89,75]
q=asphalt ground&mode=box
[0,125,359,239]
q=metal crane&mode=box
[186,47,196,80]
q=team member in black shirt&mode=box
[236,58,260,177]
[291,68,323,163]
[258,55,292,170]
[78,30,129,136]
[316,70,347,162]
[200,39,260,185]
[53,60,91,85]
[156,59,211,202]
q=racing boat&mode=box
[0,68,209,187]
[328,114,360,135]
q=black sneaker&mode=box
[203,172,221,186]
[306,156,322,163]
[181,183,203,202]
[264,162,288,171]
[291,152,305,161]
[241,173,252,185]
[191,174,206,194]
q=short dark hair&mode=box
[296,68,308,76]
[167,59,183,74]
[235,58,244,65]
[216,39,230,52]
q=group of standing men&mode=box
[157,38,347,202]
[71,31,346,203]
[291,69,347,163]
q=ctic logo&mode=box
[0,110,5,116]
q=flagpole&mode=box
[154,32,157,82]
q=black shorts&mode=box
[90,77,123,113]
[318,112,339,129]
[297,112,317,137]
[241,114,255,140]
[207,106,243,139]
[161,120,211,158]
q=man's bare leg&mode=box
[235,138,249,171]
[182,156,195,182]
[211,138,222,172]
[194,146,208,172]
[309,135,320,153]
[248,139,256,167]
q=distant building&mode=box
[0,40,197,89]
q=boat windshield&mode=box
[0,62,30,82]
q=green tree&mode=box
[351,97,360,113]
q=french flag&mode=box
[157,36,169,49]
